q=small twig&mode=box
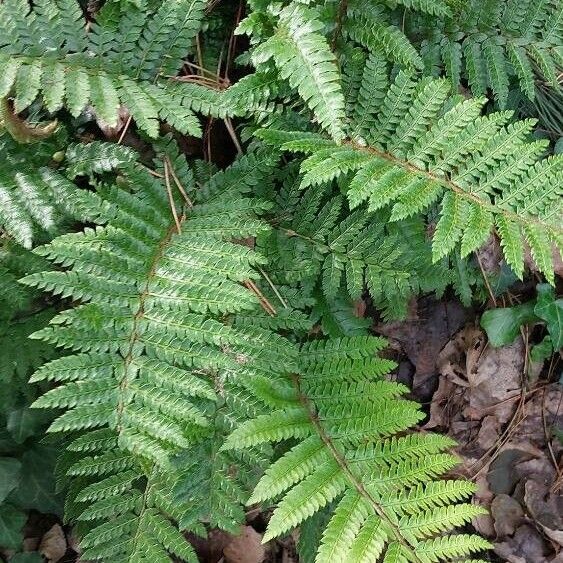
[164,156,194,208]
[331,0,348,51]
[476,251,497,307]
[244,279,277,316]
[258,267,288,309]
[163,160,182,234]
[223,117,243,155]
[195,33,204,71]
[117,115,133,145]
[140,164,164,178]
[542,387,563,487]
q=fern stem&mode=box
[116,217,182,433]
[164,160,183,234]
[291,373,424,562]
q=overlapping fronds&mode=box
[250,3,346,141]
[342,0,423,70]
[224,336,492,562]
[258,180,461,320]
[0,132,107,248]
[412,0,563,106]
[22,142,296,560]
[0,0,216,137]
[258,68,563,283]
[62,431,199,562]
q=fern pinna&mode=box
[0,0,220,138]
[258,62,563,285]
[258,172,477,320]
[20,142,294,561]
[411,0,563,107]
[0,131,108,249]
[224,336,492,562]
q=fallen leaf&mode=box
[476,415,502,451]
[39,524,66,563]
[187,529,232,563]
[524,480,563,547]
[377,298,469,393]
[223,526,266,563]
[476,236,502,277]
[472,471,495,537]
[487,449,532,495]
[464,338,523,423]
[494,524,549,563]
[491,494,524,537]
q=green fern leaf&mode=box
[224,336,491,562]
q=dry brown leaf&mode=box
[463,338,523,423]
[476,236,502,277]
[476,415,501,450]
[508,385,563,452]
[223,526,266,563]
[491,494,524,537]
[524,480,563,547]
[22,537,40,553]
[487,449,533,494]
[377,298,468,393]
[187,529,232,563]
[39,524,67,563]
[472,471,495,537]
[494,524,550,562]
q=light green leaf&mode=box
[530,335,554,364]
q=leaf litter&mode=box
[420,321,563,562]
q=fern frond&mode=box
[344,0,423,70]
[224,336,492,562]
[23,142,296,559]
[0,133,106,248]
[0,0,216,137]
[259,183,459,319]
[409,0,563,103]
[258,70,562,282]
[252,3,346,141]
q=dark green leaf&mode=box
[0,504,26,549]
[8,446,62,515]
[7,408,53,444]
[480,302,537,347]
[11,553,44,563]
[534,284,563,349]
[0,457,21,502]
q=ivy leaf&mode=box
[534,284,563,350]
[530,336,554,364]
[0,457,21,502]
[7,407,53,444]
[9,446,62,515]
[0,504,26,549]
[480,302,537,347]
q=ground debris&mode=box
[425,322,563,562]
